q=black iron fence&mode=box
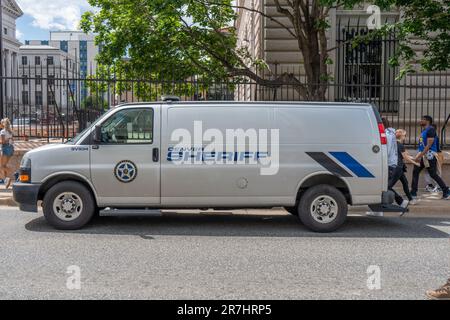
[0,68,449,148]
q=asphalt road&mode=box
[0,207,449,300]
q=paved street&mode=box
[0,207,449,300]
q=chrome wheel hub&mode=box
[310,195,338,224]
[53,192,83,221]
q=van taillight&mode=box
[378,123,387,145]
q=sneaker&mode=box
[400,200,409,209]
[399,204,409,217]
[426,279,450,300]
[399,201,409,217]
[432,186,442,193]
[425,184,435,192]
[443,193,450,200]
[409,199,418,205]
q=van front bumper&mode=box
[12,183,41,213]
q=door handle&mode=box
[92,145,100,150]
[153,148,159,162]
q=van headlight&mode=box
[20,156,31,169]
[19,157,31,183]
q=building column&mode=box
[0,50,4,113]
[5,49,11,102]
[12,52,17,104]
[3,49,9,104]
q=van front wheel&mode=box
[298,185,347,233]
[43,181,96,230]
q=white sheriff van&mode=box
[13,99,404,232]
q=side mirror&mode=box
[92,126,102,144]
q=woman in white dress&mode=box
[0,119,15,189]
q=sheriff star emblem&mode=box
[114,160,138,183]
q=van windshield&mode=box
[66,109,115,145]
[66,127,91,145]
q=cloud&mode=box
[16,28,23,40]
[16,0,93,30]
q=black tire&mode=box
[43,181,96,230]
[297,185,347,233]
[284,206,298,216]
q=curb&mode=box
[0,196,17,207]
[350,204,450,215]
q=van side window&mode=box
[100,108,153,144]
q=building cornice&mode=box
[2,0,24,19]
[2,36,22,49]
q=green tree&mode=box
[377,0,450,75]
[82,94,109,110]
[81,0,450,101]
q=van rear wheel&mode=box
[43,181,96,230]
[298,185,347,233]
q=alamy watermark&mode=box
[66,265,81,290]
[367,5,382,30]
[366,265,381,290]
[168,121,280,176]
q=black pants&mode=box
[389,165,405,205]
[399,173,413,201]
[411,158,448,195]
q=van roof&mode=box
[118,101,373,108]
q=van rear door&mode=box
[370,105,389,193]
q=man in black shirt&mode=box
[411,116,449,200]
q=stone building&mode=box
[1,0,23,107]
[26,31,100,100]
[18,45,77,115]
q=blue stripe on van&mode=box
[330,152,375,178]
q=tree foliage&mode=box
[81,0,237,80]
[379,0,450,73]
[81,0,450,101]
[82,94,109,110]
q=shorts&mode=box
[2,144,14,157]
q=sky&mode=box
[15,0,94,41]
[13,0,231,42]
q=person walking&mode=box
[0,118,15,189]
[424,124,443,193]
[411,116,449,200]
[382,118,409,211]
[396,129,420,205]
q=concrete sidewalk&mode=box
[0,185,16,207]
